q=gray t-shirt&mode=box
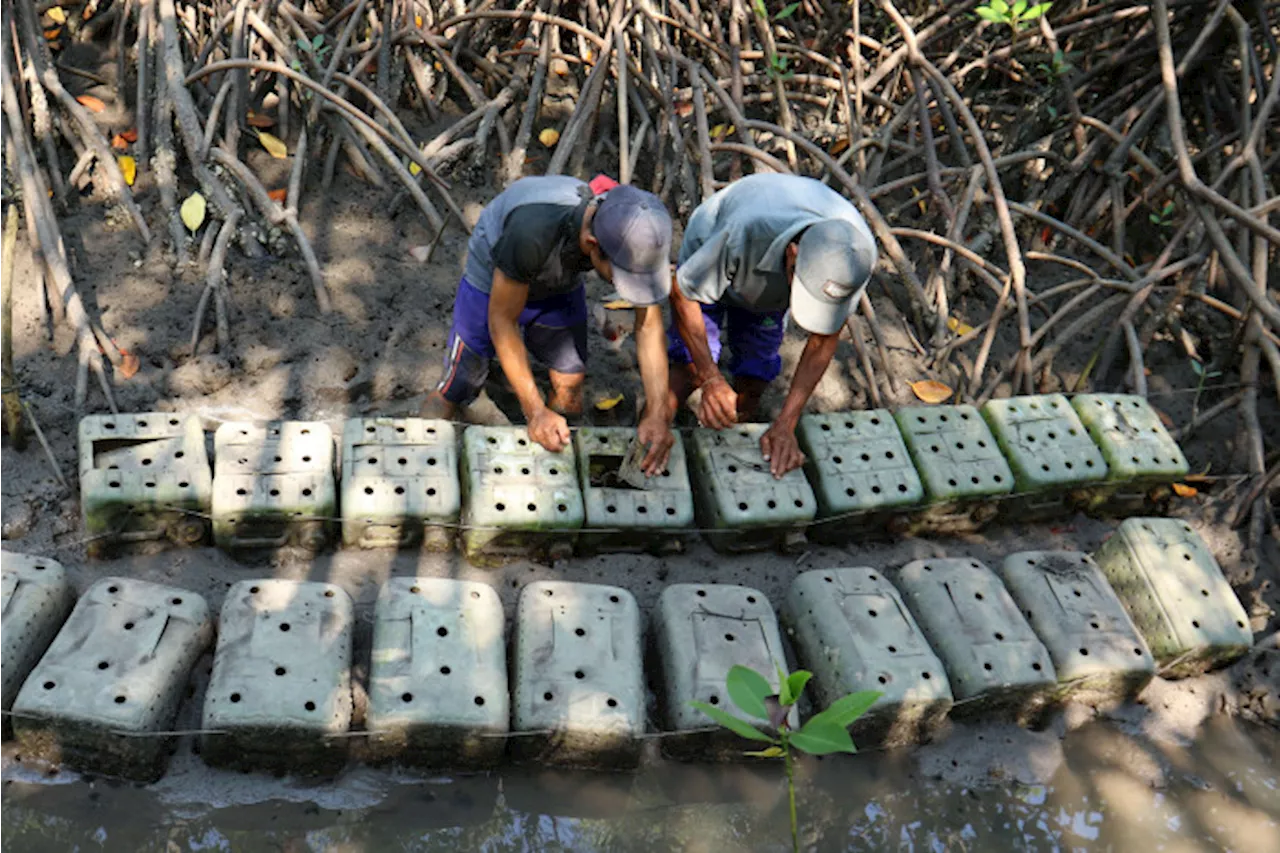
[463,176,594,300]
[676,174,876,312]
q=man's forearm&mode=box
[491,320,546,417]
[670,288,720,386]
[776,332,841,426]
[634,304,670,419]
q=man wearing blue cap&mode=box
[667,174,877,478]
[423,176,676,474]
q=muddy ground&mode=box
[3,91,1280,800]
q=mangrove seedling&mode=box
[976,0,1053,36]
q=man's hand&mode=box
[528,407,571,453]
[636,408,676,476]
[697,374,738,429]
[760,420,805,478]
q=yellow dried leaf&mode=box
[830,137,850,155]
[414,14,423,27]
[910,379,954,404]
[47,6,66,23]
[710,123,731,140]
[595,393,625,411]
[180,191,206,233]
[257,131,288,159]
[118,155,136,186]
[602,299,633,310]
[946,316,975,336]
[538,127,560,147]
[1171,483,1198,498]
[76,94,106,112]
[408,160,422,176]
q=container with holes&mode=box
[1071,394,1190,514]
[996,551,1155,705]
[512,581,644,767]
[79,413,213,557]
[366,578,508,768]
[654,583,795,759]
[573,427,695,554]
[689,425,816,553]
[894,559,1056,723]
[211,421,336,551]
[340,418,460,550]
[980,395,1109,520]
[1091,518,1251,678]
[782,569,952,748]
[201,580,354,774]
[2,552,75,737]
[894,406,1014,533]
[460,426,584,566]
[10,578,212,781]
[796,411,924,542]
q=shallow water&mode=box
[3,714,1278,852]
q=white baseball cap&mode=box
[789,219,874,335]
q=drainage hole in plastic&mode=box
[607,698,618,708]
[747,595,757,604]
[872,486,882,494]
[887,645,896,653]
[994,632,1004,641]
[878,675,888,684]
[697,589,707,596]
[544,692,554,702]
[527,503,537,512]
[230,693,241,703]
[108,585,120,594]
[1072,589,1082,597]
[474,696,486,706]
[709,695,720,705]
[922,672,932,679]
[439,666,452,676]
[575,628,586,637]
[1079,648,1089,656]
[974,592,984,601]
[846,488,856,497]
[402,693,413,703]
[280,623,291,632]
[574,670,586,680]
[395,486,405,495]
[124,622,135,630]
[269,489,280,496]
[1032,662,1043,671]
[868,609,878,617]
[305,701,316,711]
[495,503,505,512]
[437,626,449,637]
[43,681,55,690]
[861,453,871,462]
[428,487,438,497]
[948,479,958,487]
[832,456,843,465]
[1192,620,1201,628]
[1134,648,1144,656]
[982,663,993,671]
[1090,621,1100,629]
[109,481,121,488]
[609,594,621,604]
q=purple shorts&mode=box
[667,301,788,382]
[436,277,589,405]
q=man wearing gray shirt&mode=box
[667,174,877,477]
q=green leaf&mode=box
[1190,359,1205,377]
[790,718,858,755]
[312,34,325,49]
[785,671,812,705]
[1149,213,1162,225]
[1027,2,1053,18]
[1013,0,1027,16]
[744,746,784,758]
[975,7,1004,23]
[726,666,773,720]
[296,36,310,52]
[775,2,800,19]
[808,690,883,729]
[689,701,776,743]
[989,0,1009,14]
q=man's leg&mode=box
[524,285,589,419]
[665,302,725,416]
[724,306,787,422]
[421,278,496,418]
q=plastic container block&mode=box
[512,581,644,767]
[996,551,1155,704]
[895,406,1014,533]
[79,413,212,555]
[11,578,212,781]
[796,411,924,541]
[654,583,795,758]
[573,427,695,554]
[895,558,1056,721]
[212,422,335,551]
[1072,394,1190,512]
[202,580,354,774]
[1092,518,1251,678]
[981,395,1108,518]
[1,552,74,732]
[460,426,584,565]
[783,569,952,748]
[340,418,461,550]
[366,578,509,767]
[688,425,816,553]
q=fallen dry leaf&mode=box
[414,14,423,27]
[946,316,975,336]
[118,350,140,380]
[830,137,850,155]
[76,94,106,113]
[46,6,67,23]
[408,161,422,176]
[595,393,625,411]
[602,299,633,311]
[246,111,275,128]
[257,131,288,159]
[120,128,138,142]
[267,188,287,203]
[180,191,206,233]
[408,245,432,263]
[538,127,560,147]
[674,101,694,118]
[550,58,570,76]
[910,379,954,404]
[1171,483,1198,498]
[118,155,136,186]
[44,26,62,40]
[111,134,129,151]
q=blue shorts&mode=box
[667,301,788,382]
[436,277,589,405]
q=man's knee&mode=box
[435,336,490,405]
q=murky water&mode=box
[3,715,1278,852]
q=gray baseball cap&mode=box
[592,185,673,306]
[790,219,873,335]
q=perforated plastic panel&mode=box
[202,580,354,774]
[573,427,694,553]
[1,552,74,719]
[212,422,335,551]
[783,569,951,747]
[1092,518,1251,677]
[513,581,644,767]
[895,559,1056,718]
[366,578,508,767]
[996,551,1154,703]
[461,426,583,565]
[340,418,461,550]
[655,583,796,748]
[11,578,212,781]
[796,411,923,541]
[982,395,1108,491]
[689,425,816,553]
[896,406,1014,503]
[1072,394,1189,482]
[79,413,212,553]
